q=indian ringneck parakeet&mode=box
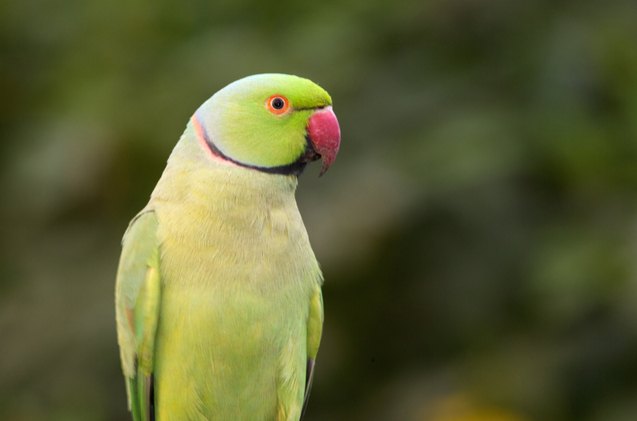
[115,74,340,420]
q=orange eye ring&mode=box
[266,95,290,115]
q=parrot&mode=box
[114,73,341,421]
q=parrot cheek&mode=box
[306,106,341,176]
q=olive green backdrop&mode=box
[2,0,637,420]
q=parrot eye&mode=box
[266,95,290,115]
[271,97,285,109]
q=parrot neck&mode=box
[146,125,317,291]
[191,113,311,176]
[149,125,300,216]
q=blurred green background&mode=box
[2,0,637,420]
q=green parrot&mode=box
[115,74,340,420]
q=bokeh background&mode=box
[2,0,637,420]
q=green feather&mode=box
[115,74,331,420]
[115,211,161,421]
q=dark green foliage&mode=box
[2,0,637,420]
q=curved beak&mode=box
[306,106,341,176]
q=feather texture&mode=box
[115,211,161,421]
[115,74,333,420]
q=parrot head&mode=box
[192,74,341,176]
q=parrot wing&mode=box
[301,285,324,419]
[115,210,162,421]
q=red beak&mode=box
[307,106,341,176]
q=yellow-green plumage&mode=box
[115,74,336,420]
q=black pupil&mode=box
[272,97,284,109]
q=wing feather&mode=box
[301,286,324,419]
[115,210,161,421]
